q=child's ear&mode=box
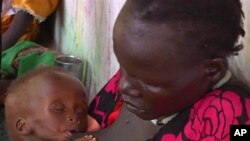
[15,118,32,135]
[205,58,228,83]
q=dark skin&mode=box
[2,11,34,50]
[113,4,228,120]
[75,1,233,140]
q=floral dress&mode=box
[88,70,250,141]
[149,84,250,141]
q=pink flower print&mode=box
[245,99,250,124]
[184,90,242,141]
[161,133,183,141]
[104,71,121,94]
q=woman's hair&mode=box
[129,0,245,57]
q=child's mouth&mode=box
[69,129,77,134]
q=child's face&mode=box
[113,13,211,120]
[26,74,88,141]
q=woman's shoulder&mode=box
[179,82,250,140]
[194,81,250,125]
[151,82,250,141]
[219,79,250,98]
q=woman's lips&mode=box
[123,100,146,114]
[121,94,146,114]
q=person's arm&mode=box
[2,11,33,50]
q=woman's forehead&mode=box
[116,21,201,57]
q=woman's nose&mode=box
[119,76,141,97]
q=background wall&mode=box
[54,0,125,101]
[229,0,250,85]
[241,0,250,81]
[53,0,250,101]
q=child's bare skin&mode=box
[4,67,91,141]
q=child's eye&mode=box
[75,108,86,116]
[51,104,65,112]
[54,108,64,112]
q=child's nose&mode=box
[66,113,80,124]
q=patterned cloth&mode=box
[88,70,122,128]
[12,0,60,22]
[1,41,58,77]
[88,71,250,141]
[149,84,250,141]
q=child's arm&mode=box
[2,11,33,50]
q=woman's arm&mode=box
[2,11,33,50]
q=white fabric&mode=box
[212,70,232,89]
[2,0,16,17]
[151,113,178,125]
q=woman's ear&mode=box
[205,57,228,83]
[15,118,32,135]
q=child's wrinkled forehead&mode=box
[7,72,58,98]
[5,73,56,111]
[5,67,87,107]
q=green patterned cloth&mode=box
[1,41,56,77]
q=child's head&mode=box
[5,67,88,141]
[113,0,245,120]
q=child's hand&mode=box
[75,135,96,141]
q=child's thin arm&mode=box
[2,11,33,50]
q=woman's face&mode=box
[113,11,211,120]
[27,74,88,141]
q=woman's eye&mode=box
[143,82,163,93]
